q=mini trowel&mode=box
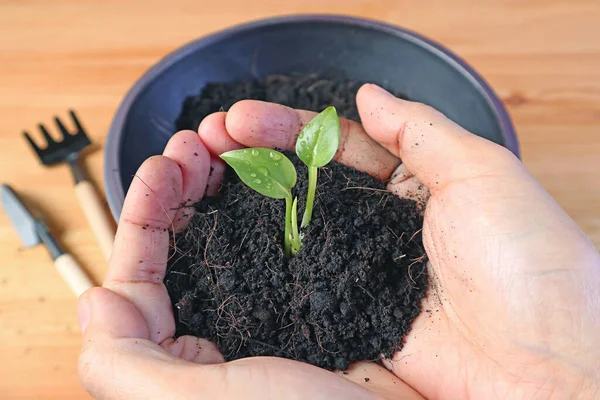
[1,184,94,296]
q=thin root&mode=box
[204,213,218,266]
[407,255,426,287]
[356,284,376,301]
[408,228,423,244]
[341,186,389,193]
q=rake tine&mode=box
[38,124,55,146]
[23,131,42,153]
[69,110,85,134]
[54,116,71,138]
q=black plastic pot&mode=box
[104,15,519,220]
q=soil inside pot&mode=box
[166,75,427,371]
[175,74,408,130]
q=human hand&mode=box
[77,84,600,399]
[352,85,600,399]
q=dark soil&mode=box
[166,75,427,371]
[175,74,408,130]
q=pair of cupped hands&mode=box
[77,84,600,399]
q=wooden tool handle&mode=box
[54,254,94,297]
[75,180,115,261]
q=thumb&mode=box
[356,84,522,192]
[77,288,221,399]
[78,287,149,341]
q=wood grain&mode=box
[1,0,599,398]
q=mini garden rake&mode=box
[23,110,115,260]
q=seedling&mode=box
[220,148,302,256]
[220,107,340,257]
[295,106,340,227]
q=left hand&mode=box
[76,114,423,399]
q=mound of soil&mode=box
[175,74,408,130]
[166,76,427,371]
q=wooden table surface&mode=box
[1,0,599,398]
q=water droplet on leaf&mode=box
[269,151,281,161]
[257,166,269,176]
[251,149,259,156]
[250,173,256,178]
[253,178,262,184]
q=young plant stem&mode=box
[284,194,293,257]
[291,197,301,255]
[301,166,318,228]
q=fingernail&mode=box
[369,84,394,97]
[390,164,403,179]
[78,291,91,334]
[390,163,412,184]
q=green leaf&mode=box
[296,106,341,168]
[220,148,296,199]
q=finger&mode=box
[226,100,400,180]
[387,164,430,209]
[219,357,379,400]
[338,362,425,400]
[205,157,226,196]
[198,112,245,197]
[198,111,244,156]
[357,83,522,191]
[105,155,182,343]
[78,287,149,340]
[161,336,225,364]
[163,130,211,231]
